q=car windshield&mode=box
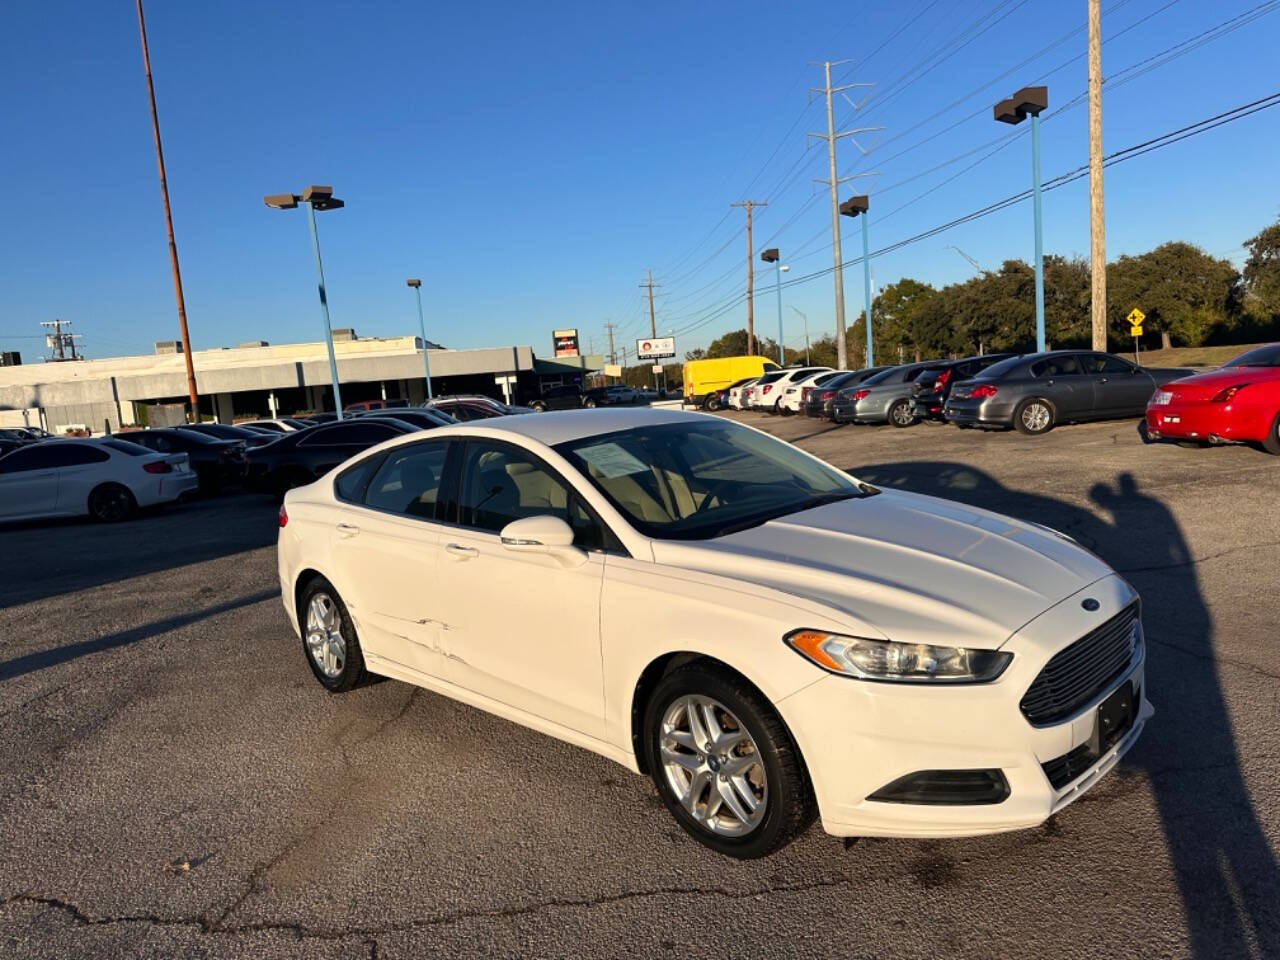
[555,420,870,540]
[1225,344,1280,367]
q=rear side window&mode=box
[364,443,450,519]
[1031,356,1084,377]
[335,454,386,503]
[103,439,147,456]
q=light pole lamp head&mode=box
[994,86,1048,124]
[839,195,869,218]
[761,247,780,263]
[780,265,790,273]
[264,193,300,210]
[302,185,344,211]
[406,278,422,288]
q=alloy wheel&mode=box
[890,402,914,426]
[659,695,767,837]
[1022,402,1051,432]
[306,593,346,678]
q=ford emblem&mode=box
[1081,598,1101,611]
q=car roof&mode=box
[419,406,703,447]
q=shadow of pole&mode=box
[853,460,1280,957]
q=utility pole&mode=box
[136,0,199,420]
[810,61,877,371]
[640,270,659,338]
[731,201,767,355]
[1088,0,1107,350]
[41,320,83,361]
[603,321,618,382]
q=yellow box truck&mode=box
[683,356,781,410]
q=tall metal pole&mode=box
[774,261,785,364]
[860,213,874,367]
[789,307,810,364]
[1031,110,1046,352]
[731,202,766,355]
[412,285,434,399]
[1088,0,1107,350]
[136,0,199,420]
[304,201,344,419]
[823,62,849,371]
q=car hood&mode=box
[651,489,1113,649]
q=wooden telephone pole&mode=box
[1088,0,1107,350]
[732,201,767,356]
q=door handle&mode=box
[336,522,360,537]
[444,543,479,560]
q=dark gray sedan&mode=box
[831,361,941,426]
[943,350,1194,434]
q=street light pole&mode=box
[761,248,787,364]
[265,186,346,419]
[406,279,433,399]
[995,86,1049,352]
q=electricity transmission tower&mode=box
[810,60,879,370]
[41,319,83,361]
[731,201,767,356]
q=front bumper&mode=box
[778,575,1152,838]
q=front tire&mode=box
[584,398,598,408]
[1014,398,1055,435]
[643,663,814,859]
[87,483,136,522]
[1261,412,1280,455]
[299,577,366,692]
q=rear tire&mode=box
[530,401,547,413]
[705,395,721,412]
[298,577,366,692]
[887,399,916,428]
[87,483,136,523]
[584,398,598,408]
[643,663,815,859]
[1261,412,1280,455]
[1014,398,1055,435]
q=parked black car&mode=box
[176,422,277,448]
[802,367,891,418]
[360,409,456,430]
[528,384,583,412]
[428,395,529,420]
[908,354,1014,421]
[243,418,417,495]
[123,427,246,493]
[944,350,1195,434]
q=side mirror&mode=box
[499,515,585,566]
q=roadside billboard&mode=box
[553,329,580,358]
[636,337,676,360]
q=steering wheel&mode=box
[692,477,739,515]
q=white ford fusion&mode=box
[277,408,1150,858]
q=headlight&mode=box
[784,629,1012,683]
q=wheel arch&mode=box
[293,567,329,623]
[629,651,811,781]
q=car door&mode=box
[47,443,112,514]
[329,441,453,679]
[1029,355,1090,418]
[434,438,608,738]
[0,445,61,518]
[1082,353,1155,416]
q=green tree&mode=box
[1243,216,1280,324]
[1106,242,1241,348]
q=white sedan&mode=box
[277,408,1150,858]
[0,437,197,523]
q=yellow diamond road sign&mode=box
[1127,307,1145,336]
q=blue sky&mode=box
[1,0,1278,362]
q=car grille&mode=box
[1019,603,1140,725]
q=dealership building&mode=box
[0,330,605,433]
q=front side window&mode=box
[364,443,450,519]
[556,420,867,541]
[1081,354,1133,375]
[458,441,605,548]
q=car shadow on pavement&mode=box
[0,496,279,609]
[854,460,1280,959]
[0,588,278,682]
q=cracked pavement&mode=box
[1,415,1278,958]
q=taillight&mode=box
[970,384,999,399]
[852,389,870,401]
[933,369,952,393]
[762,384,773,394]
[820,391,835,400]
[1211,383,1250,403]
[278,505,289,528]
[143,461,172,474]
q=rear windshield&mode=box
[102,439,148,456]
[756,371,786,385]
[972,355,1027,380]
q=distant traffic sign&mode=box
[1127,307,1145,336]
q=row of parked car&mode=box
[0,394,538,524]
[709,343,1280,451]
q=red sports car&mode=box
[1145,343,1280,454]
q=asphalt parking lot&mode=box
[2,414,1278,959]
